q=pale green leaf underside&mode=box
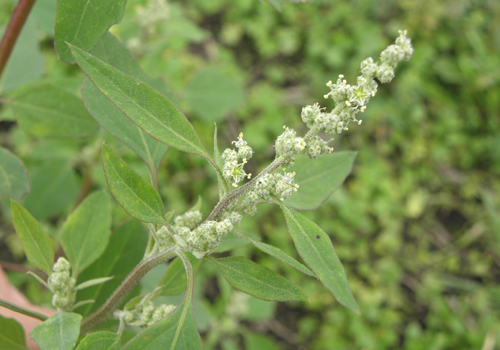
[159,254,202,297]
[55,0,127,63]
[238,233,314,277]
[8,84,98,139]
[69,44,208,159]
[30,312,82,350]
[0,315,27,350]
[285,152,357,210]
[101,144,165,224]
[281,205,358,312]
[122,301,202,350]
[75,331,120,350]
[207,256,308,302]
[11,201,54,274]
[0,147,30,200]
[61,191,112,275]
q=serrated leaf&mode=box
[206,256,308,302]
[281,205,358,312]
[285,152,357,210]
[8,84,98,139]
[11,201,54,274]
[83,33,172,172]
[21,163,79,221]
[159,253,202,296]
[61,191,112,275]
[0,315,27,350]
[30,312,82,350]
[75,331,120,350]
[122,301,202,350]
[101,143,166,224]
[75,220,148,316]
[69,44,209,159]
[238,232,314,276]
[184,68,245,122]
[0,147,30,200]
[55,0,127,63]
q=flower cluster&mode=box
[239,171,299,216]
[222,133,253,187]
[48,257,76,311]
[121,301,175,327]
[159,210,242,258]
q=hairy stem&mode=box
[0,0,37,80]
[206,156,286,221]
[0,297,48,322]
[80,246,177,334]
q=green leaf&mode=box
[122,301,202,350]
[0,315,27,350]
[32,0,57,36]
[183,68,245,122]
[285,152,357,210]
[69,44,209,159]
[11,201,54,274]
[281,205,358,312]
[75,331,120,350]
[55,0,127,63]
[61,191,112,275]
[8,84,98,139]
[0,147,30,200]
[21,163,79,221]
[30,312,82,350]
[82,33,172,172]
[206,256,308,302]
[237,232,314,276]
[0,18,43,93]
[75,220,148,316]
[101,144,166,224]
[159,253,202,296]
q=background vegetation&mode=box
[1,0,499,349]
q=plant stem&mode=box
[175,248,194,302]
[0,0,37,80]
[206,156,286,221]
[0,297,48,322]
[80,246,177,334]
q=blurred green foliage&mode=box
[1,0,499,349]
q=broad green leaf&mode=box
[285,152,357,210]
[214,232,248,253]
[69,44,209,159]
[75,220,148,316]
[61,191,112,275]
[101,144,166,224]
[281,206,358,312]
[122,301,202,350]
[238,232,314,277]
[159,253,202,296]
[0,147,30,200]
[55,0,127,63]
[21,163,79,221]
[83,33,172,172]
[8,84,98,139]
[206,256,308,302]
[30,312,82,350]
[0,315,27,350]
[184,68,245,122]
[75,331,120,350]
[11,201,54,274]
[0,19,43,93]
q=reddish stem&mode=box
[0,0,37,80]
